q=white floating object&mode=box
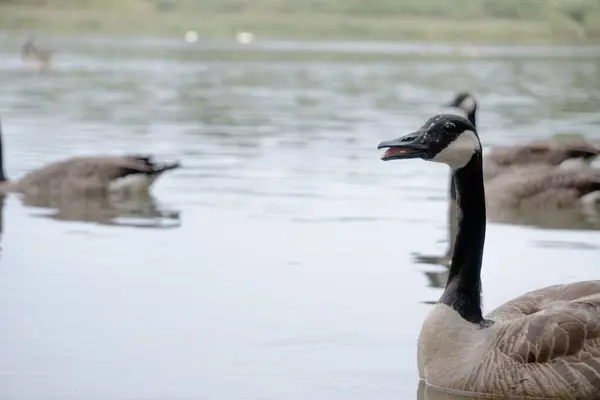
[236,31,255,44]
[185,30,198,43]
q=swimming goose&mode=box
[378,114,600,398]
[0,117,180,199]
[415,93,600,266]
[21,37,53,72]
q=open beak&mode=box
[377,132,427,161]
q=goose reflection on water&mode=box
[18,191,181,229]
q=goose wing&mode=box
[484,281,600,391]
[487,280,600,361]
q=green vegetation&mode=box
[1,0,600,43]
[551,132,586,140]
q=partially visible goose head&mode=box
[444,92,477,126]
[378,114,480,170]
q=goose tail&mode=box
[150,160,180,175]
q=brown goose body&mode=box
[483,138,599,182]
[485,164,600,214]
[0,118,179,199]
[379,114,600,399]
[2,155,179,199]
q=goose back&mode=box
[484,139,600,181]
[485,164,600,214]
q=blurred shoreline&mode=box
[1,1,599,44]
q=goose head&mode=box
[378,114,480,170]
[444,92,477,121]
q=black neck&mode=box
[439,152,486,325]
[0,117,6,182]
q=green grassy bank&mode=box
[1,0,600,43]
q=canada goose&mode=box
[378,114,600,398]
[415,93,600,266]
[21,37,53,72]
[0,117,180,199]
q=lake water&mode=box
[0,34,599,400]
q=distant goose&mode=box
[0,117,180,199]
[21,37,54,72]
[416,93,600,266]
[378,113,600,398]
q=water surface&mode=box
[0,34,599,399]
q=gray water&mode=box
[0,34,600,400]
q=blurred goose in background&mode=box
[0,116,180,200]
[21,37,54,72]
[378,114,600,399]
[415,92,600,267]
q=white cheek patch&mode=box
[432,130,480,169]
[460,96,476,113]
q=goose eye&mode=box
[444,123,456,131]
